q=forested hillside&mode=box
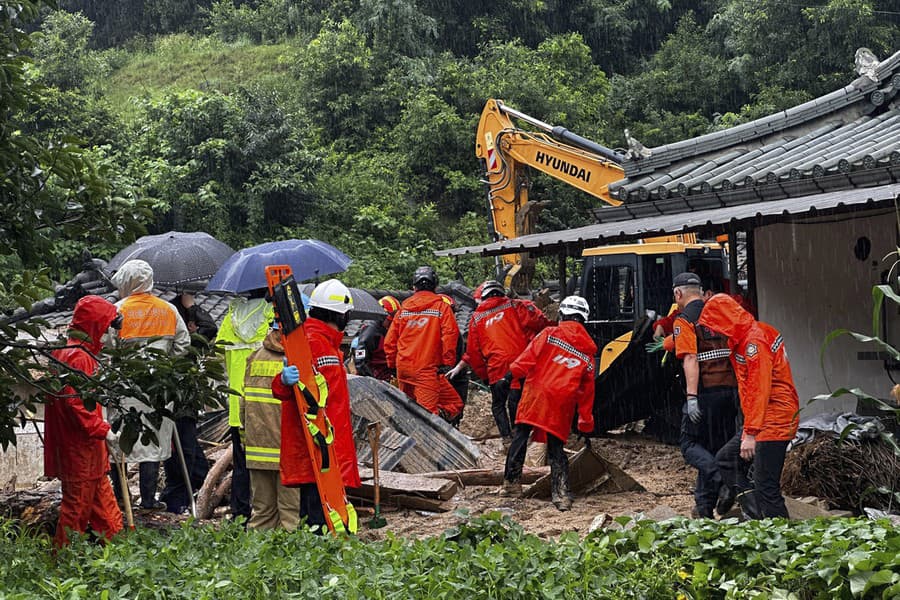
[6,0,900,294]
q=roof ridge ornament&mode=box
[855,47,880,82]
[624,128,652,160]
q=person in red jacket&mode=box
[384,266,462,421]
[272,279,360,530]
[45,295,124,547]
[500,296,597,511]
[698,294,799,518]
[447,280,552,443]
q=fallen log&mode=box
[196,445,232,519]
[418,466,550,487]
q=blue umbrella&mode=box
[205,239,352,293]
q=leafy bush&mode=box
[1,513,899,598]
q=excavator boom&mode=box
[475,99,625,287]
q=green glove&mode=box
[645,337,664,354]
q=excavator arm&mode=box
[475,99,626,289]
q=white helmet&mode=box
[308,279,354,314]
[559,295,590,321]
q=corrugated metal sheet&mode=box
[436,183,900,258]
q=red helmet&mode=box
[379,295,401,316]
[472,282,486,303]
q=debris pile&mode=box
[781,434,900,512]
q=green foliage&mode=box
[30,10,108,90]
[2,514,900,598]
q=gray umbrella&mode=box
[107,231,235,288]
[300,283,386,321]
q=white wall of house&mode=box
[754,209,898,417]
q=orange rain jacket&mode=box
[509,320,597,442]
[273,317,360,489]
[463,296,553,385]
[698,294,799,442]
[384,290,459,374]
[44,295,123,547]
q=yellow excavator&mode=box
[475,99,728,440]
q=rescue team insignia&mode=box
[746,343,758,357]
[674,326,681,336]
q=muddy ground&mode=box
[3,389,697,540]
[355,389,695,540]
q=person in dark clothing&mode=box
[160,292,215,514]
[353,296,400,381]
[671,273,739,518]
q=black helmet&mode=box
[413,265,438,290]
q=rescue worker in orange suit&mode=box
[272,279,360,530]
[446,280,553,445]
[353,296,401,381]
[500,296,596,511]
[699,293,800,519]
[671,273,739,518]
[45,295,123,547]
[384,266,463,422]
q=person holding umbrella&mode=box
[273,279,360,529]
[109,259,190,510]
[159,292,216,514]
[45,295,124,547]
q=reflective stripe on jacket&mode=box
[241,332,286,470]
[274,318,360,488]
[384,290,459,375]
[463,296,552,384]
[698,294,799,442]
[510,320,597,441]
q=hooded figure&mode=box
[215,294,275,521]
[45,295,123,547]
[698,294,799,519]
[109,259,190,510]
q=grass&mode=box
[102,34,298,121]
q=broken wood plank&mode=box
[524,447,643,499]
[349,490,452,513]
[418,466,550,487]
[358,467,458,500]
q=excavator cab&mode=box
[580,242,726,441]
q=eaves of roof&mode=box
[436,182,900,259]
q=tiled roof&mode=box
[597,50,900,218]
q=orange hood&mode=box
[698,293,756,346]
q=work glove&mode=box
[685,395,702,424]
[281,360,300,386]
[105,429,121,459]
[645,336,665,354]
[445,363,465,379]
[436,365,453,376]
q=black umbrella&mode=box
[299,283,386,321]
[107,231,235,288]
